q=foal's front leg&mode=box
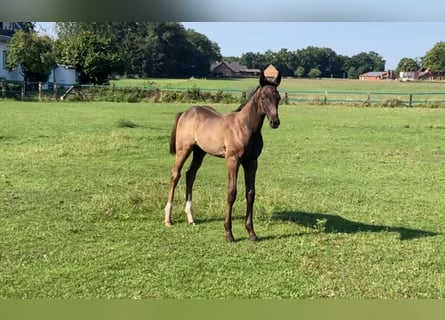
[224,156,240,242]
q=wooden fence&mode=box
[2,80,445,107]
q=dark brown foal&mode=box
[165,71,281,242]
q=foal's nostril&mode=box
[270,120,280,128]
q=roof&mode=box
[361,71,387,77]
[211,61,260,74]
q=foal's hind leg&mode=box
[165,148,192,226]
[184,146,206,225]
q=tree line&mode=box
[6,22,445,84]
[238,48,385,78]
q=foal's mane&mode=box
[234,77,279,112]
[234,85,260,112]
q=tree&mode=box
[345,51,385,76]
[422,42,445,73]
[55,22,222,79]
[185,29,222,77]
[396,57,420,74]
[6,29,55,83]
[294,46,344,78]
[368,51,386,71]
[54,30,123,84]
[294,66,305,77]
[240,51,269,70]
[308,68,321,78]
[120,28,151,77]
[347,67,358,79]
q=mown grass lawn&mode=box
[1,100,444,298]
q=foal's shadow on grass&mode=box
[273,211,440,241]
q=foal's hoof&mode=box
[249,234,258,242]
[225,233,235,242]
[164,221,173,227]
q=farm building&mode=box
[359,71,393,80]
[399,70,432,81]
[210,61,260,78]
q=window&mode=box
[3,50,7,69]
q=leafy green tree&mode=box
[294,66,305,77]
[345,51,385,76]
[6,29,55,83]
[222,56,240,62]
[347,67,358,79]
[137,23,186,77]
[422,42,445,73]
[308,67,321,78]
[396,57,420,74]
[120,28,151,77]
[55,22,123,40]
[294,46,344,78]
[55,22,221,79]
[368,51,386,71]
[186,29,222,76]
[240,51,269,70]
[271,48,297,76]
[54,30,123,84]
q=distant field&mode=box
[111,77,445,92]
[1,100,444,298]
[110,77,445,106]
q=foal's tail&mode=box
[169,112,183,154]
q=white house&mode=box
[1,22,77,85]
[0,22,25,81]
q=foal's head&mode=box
[258,71,282,129]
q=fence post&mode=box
[21,82,25,100]
[409,94,413,107]
[1,81,5,99]
[284,92,289,104]
[324,91,328,105]
[38,82,42,101]
[54,83,58,100]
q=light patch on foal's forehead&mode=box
[261,85,279,97]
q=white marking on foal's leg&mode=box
[184,200,195,225]
[164,202,172,226]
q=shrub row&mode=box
[62,85,242,104]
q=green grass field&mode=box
[111,77,445,106]
[111,77,445,94]
[1,97,445,298]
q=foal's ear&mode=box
[259,71,267,87]
[275,72,282,86]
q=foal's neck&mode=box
[238,92,265,133]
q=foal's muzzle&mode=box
[270,119,280,129]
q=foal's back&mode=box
[177,105,258,159]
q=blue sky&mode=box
[37,22,445,70]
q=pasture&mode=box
[110,77,445,107]
[1,99,445,298]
